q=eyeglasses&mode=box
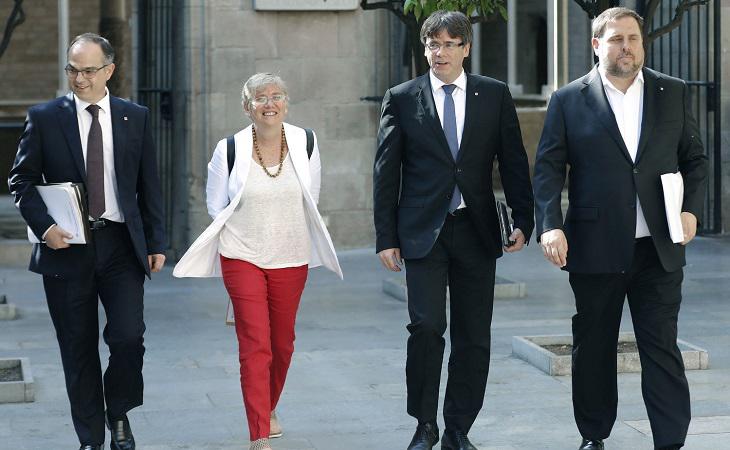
[426,41,465,52]
[64,64,110,79]
[252,94,287,107]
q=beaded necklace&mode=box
[252,125,287,178]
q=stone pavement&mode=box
[1,237,729,450]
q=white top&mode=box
[173,123,342,280]
[430,69,468,209]
[598,66,650,238]
[74,90,124,222]
[218,154,310,268]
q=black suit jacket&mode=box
[533,67,707,273]
[8,94,166,278]
[373,73,534,259]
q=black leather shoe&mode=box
[579,439,604,450]
[407,422,439,450]
[441,429,477,450]
[79,446,103,450]
[107,413,135,450]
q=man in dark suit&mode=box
[8,33,166,450]
[533,8,707,450]
[373,10,534,450]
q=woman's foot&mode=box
[250,437,272,450]
[269,411,283,438]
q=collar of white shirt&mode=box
[74,88,111,116]
[429,69,467,95]
[597,64,644,95]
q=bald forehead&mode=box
[68,41,106,65]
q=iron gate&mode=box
[137,0,176,247]
[640,0,722,233]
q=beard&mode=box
[606,52,643,78]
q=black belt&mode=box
[635,236,652,244]
[89,218,120,230]
[447,208,468,217]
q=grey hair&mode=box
[592,7,644,38]
[68,33,115,65]
[420,10,473,46]
[241,73,289,109]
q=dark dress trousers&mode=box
[8,94,166,446]
[374,73,534,432]
[533,67,707,448]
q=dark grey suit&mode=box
[374,73,534,431]
[8,94,165,446]
[533,66,707,447]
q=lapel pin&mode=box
[123,116,128,121]
[475,92,479,96]
[659,87,664,91]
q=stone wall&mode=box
[180,3,390,251]
[0,0,101,103]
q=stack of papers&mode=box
[660,172,684,244]
[28,183,88,244]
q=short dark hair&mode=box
[420,10,473,46]
[592,7,644,38]
[67,33,115,65]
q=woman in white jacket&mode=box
[173,73,342,450]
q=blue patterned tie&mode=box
[442,84,461,213]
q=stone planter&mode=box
[512,333,709,376]
[0,358,35,403]
[0,297,18,320]
[383,276,526,303]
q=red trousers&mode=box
[220,256,308,441]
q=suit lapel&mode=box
[56,94,87,182]
[110,96,127,176]
[635,68,657,164]
[582,67,633,164]
[416,75,452,159]
[457,74,478,162]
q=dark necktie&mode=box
[442,84,461,212]
[86,104,105,220]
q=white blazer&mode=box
[173,123,343,279]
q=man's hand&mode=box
[540,229,568,268]
[503,228,526,253]
[148,254,166,272]
[680,212,697,245]
[378,248,402,272]
[44,225,73,250]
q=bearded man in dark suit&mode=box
[533,7,707,450]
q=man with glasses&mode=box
[8,33,166,450]
[373,10,534,450]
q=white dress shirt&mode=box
[430,69,467,209]
[598,66,650,238]
[74,90,124,222]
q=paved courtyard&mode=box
[1,236,729,449]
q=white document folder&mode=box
[28,183,88,244]
[660,172,684,244]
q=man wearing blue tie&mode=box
[373,10,534,450]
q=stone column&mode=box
[100,0,131,99]
[507,0,523,94]
[57,0,69,97]
[542,0,568,96]
[472,22,481,75]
